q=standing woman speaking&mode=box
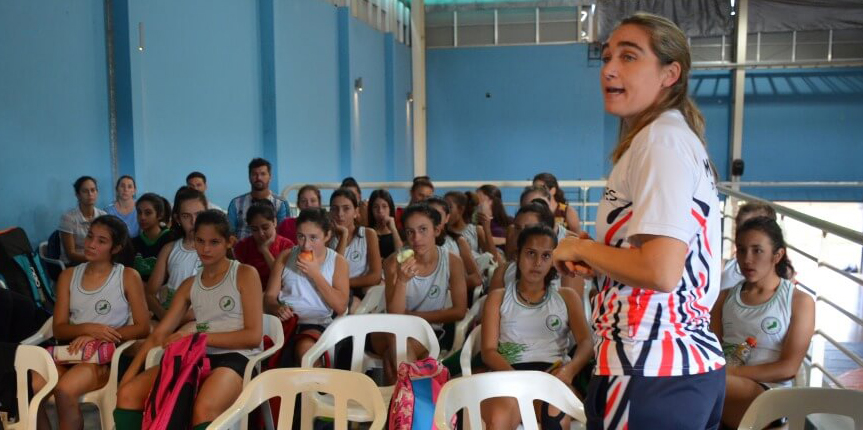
[553,13,725,430]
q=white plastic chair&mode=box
[475,252,497,283]
[433,371,586,430]
[2,346,59,430]
[738,387,863,430]
[353,284,386,314]
[207,368,386,430]
[443,296,486,360]
[38,241,66,272]
[145,314,285,430]
[300,314,440,426]
[20,316,135,430]
[460,324,482,376]
[792,362,808,387]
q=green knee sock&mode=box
[193,422,212,430]
[113,408,143,430]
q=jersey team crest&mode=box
[761,316,782,335]
[427,285,441,299]
[219,296,235,311]
[95,300,111,315]
[545,314,562,331]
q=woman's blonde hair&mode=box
[609,13,707,164]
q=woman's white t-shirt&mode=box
[593,109,724,377]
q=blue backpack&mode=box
[0,227,56,312]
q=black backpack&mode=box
[0,227,56,312]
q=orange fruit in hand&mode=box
[300,250,314,262]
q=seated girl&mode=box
[131,193,173,282]
[481,225,592,430]
[104,175,139,238]
[115,210,264,430]
[378,203,467,382]
[265,208,349,365]
[341,176,369,227]
[146,187,207,320]
[234,201,295,287]
[532,172,581,234]
[277,184,321,243]
[33,215,150,430]
[497,203,584,298]
[426,196,483,290]
[475,185,512,246]
[328,188,382,299]
[710,217,815,429]
[721,202,778,291]
[519,185,574,242]
[368,189,403,259]
[395,176,435,232]
[444,191,497,258]
[504,202,555,261]
[58,176,107,265]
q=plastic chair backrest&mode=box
[301,314,440,371]
[460,324,482,376]
[20,317,53,346]
[354,285,385,314]
[738,387,863,430]
[207,368,386,430]
[433,371,585,430]
[262,314,284,348]
[12,346,59,430]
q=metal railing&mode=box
[282,179,863,388]
[691,29,863,69]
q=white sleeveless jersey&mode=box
[280,247,338,326]
[722,278,796,387]
[329,228,369,278]
[191,260,260,356]
[498,276,570,364]
[166,239,201,292]
[442,235,460,258]
[69,263,130,328]
[459,224,480,255]
[405,246,450,329]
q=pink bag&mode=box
[388,357,455,430]
[142,333,211,430]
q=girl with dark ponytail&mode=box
[132,193,173,282]
[532,173,582,233]
[710,216,813,428]
[32,215,149,430]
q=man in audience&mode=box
[227,158,288,239]
[186,171,225,212]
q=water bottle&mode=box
[726,337,757,367]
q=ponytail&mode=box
[137,193,170,228]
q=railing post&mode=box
[581,186,589,233]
